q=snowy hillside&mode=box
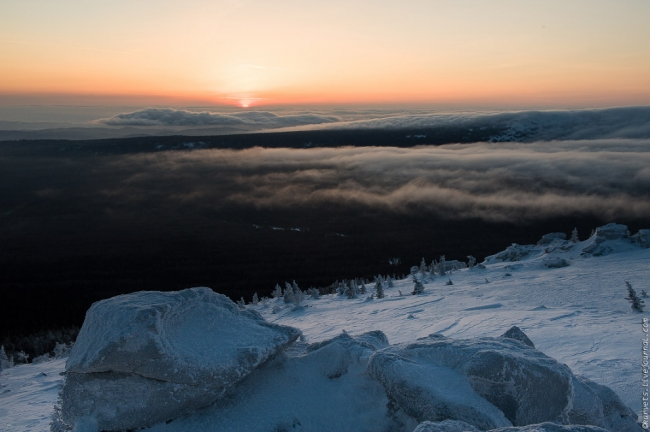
[1,224,647,432]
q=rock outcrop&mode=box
[59,287,301,431]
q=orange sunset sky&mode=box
[1,0,650,109]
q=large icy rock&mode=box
[60,287,301,431]
[567,376,642,432]
[593,223,629,240]
[368,334,513,430]
[369,329,641,432]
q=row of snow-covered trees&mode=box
[0,326,78,368]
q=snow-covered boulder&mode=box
[568,376,642,432]
[593,223,629,240]
[538,233,567,246]
[368,329,641,432]
[59,288,301,431]
[413,419,480,432]
[368,334,513,430]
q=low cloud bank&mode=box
[99,108,340,128]
[99,139,650,222]
[327,106,650,141]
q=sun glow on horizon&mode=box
[1,0,649,108]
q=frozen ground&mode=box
[0,228,647,431]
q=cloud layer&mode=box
[98,139,650,222]
[99,108,341,128]
[324,106,650,141]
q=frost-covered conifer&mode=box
[387,276,395,288]
[625,281,645,312]
[347,281,358,299]
[283,282,295,304]
[571,228,579,243]
[419,257,427,275]
[53,342,71,358]
[0,345,8,371]
[272,284,283,300]
[337,281,348,296]
[412,279,425,295]
[251,293,259,305]
[15,350,29,364]
[359,281,367,294]
[467,255,476,269]
[375,279,385,299]
[446,278,453,286]
[306,287,320,299]
[438,255,446,276]
[642,290,649,298]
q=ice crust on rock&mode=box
[60,287,301,431]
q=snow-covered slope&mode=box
[0,224,647,432]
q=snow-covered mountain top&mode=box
[0,223,647,431]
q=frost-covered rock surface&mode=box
[59,287,301,431]
[368,326,640,432]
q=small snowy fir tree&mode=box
[387,276,395,288]
[306,287,320,299]
[419,257,428,275]
[272,284,283,300]
[346,280,358,299]
[337,281,347,296]
[0,345,8,371]
[15,350,29,364]
[53,342,72,358]
[375,279,385,299]
[412,279,425,295]
[467,255,476,269]
[251,292,259,305]
[438,255,446,276]
[283,282,296,304]
[571,227,579,243]
[642,290,649,298]
[237,297,246,308]
[358,281,367,294]
[626,281,645,312]
[282,280,304,308]
[445,278,453,286]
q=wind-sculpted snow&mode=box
[146,330,399,432]
[59,288,301,431]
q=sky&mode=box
[1,0,650,110]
